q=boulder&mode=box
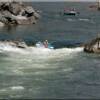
[9,2,22,15]
[84,37,100,53]
[0,1,40,25]
[0,11,17,24]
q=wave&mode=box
[78,18,90,22]
[0,41,83,55]
[1,46,83,76]
[0,86,24,98]
[10,86,24,91]
[50,47,83,58]
[0,44,26,54]
[0,41,84,76]
[67,18,92,22]
[67,18,76,22]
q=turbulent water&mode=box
[0,2,100,99]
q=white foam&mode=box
[0,42,83,57]
[0,46,84,76]
[65,47,83,53]
[67,18,75,22]
[46,47,83,59]
[51,47,83,54]
[0,42,29,54]
[10,86,24,91]
[0,86,24,94]
[79,18,90,22]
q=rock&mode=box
[0,2,10,11]
[15,15,36,25]
[25,6,35,13]
[0,11,17,24]
[0,1,40,25]
[84,37,100,53]
[9,2,22,15]
[11,14,36,25]
[16,41,28,48]
[19,6,34,17]
[34,12,40,19]
[0,40,28,49]
[0,21,4,26]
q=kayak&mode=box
[35,42,54,49]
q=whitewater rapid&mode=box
[0,42,84,55]
[0,42,84,76]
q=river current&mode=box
[0,2,100,99]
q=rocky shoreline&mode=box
[0,1,40,25]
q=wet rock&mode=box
[0,21,4,26]
[84,37,100,53]
[0,40,28,49]
[0,1,40,25]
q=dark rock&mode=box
[0,2,10,11]
[84,37,100,53]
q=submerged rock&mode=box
[0,40,28,49]
[0,1,40,25]
[84,37,100,53]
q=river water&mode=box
[0,2,100,99]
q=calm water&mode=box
[0,2,100,99]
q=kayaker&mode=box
[43,40,48,48]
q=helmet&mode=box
[45,40,48,42]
